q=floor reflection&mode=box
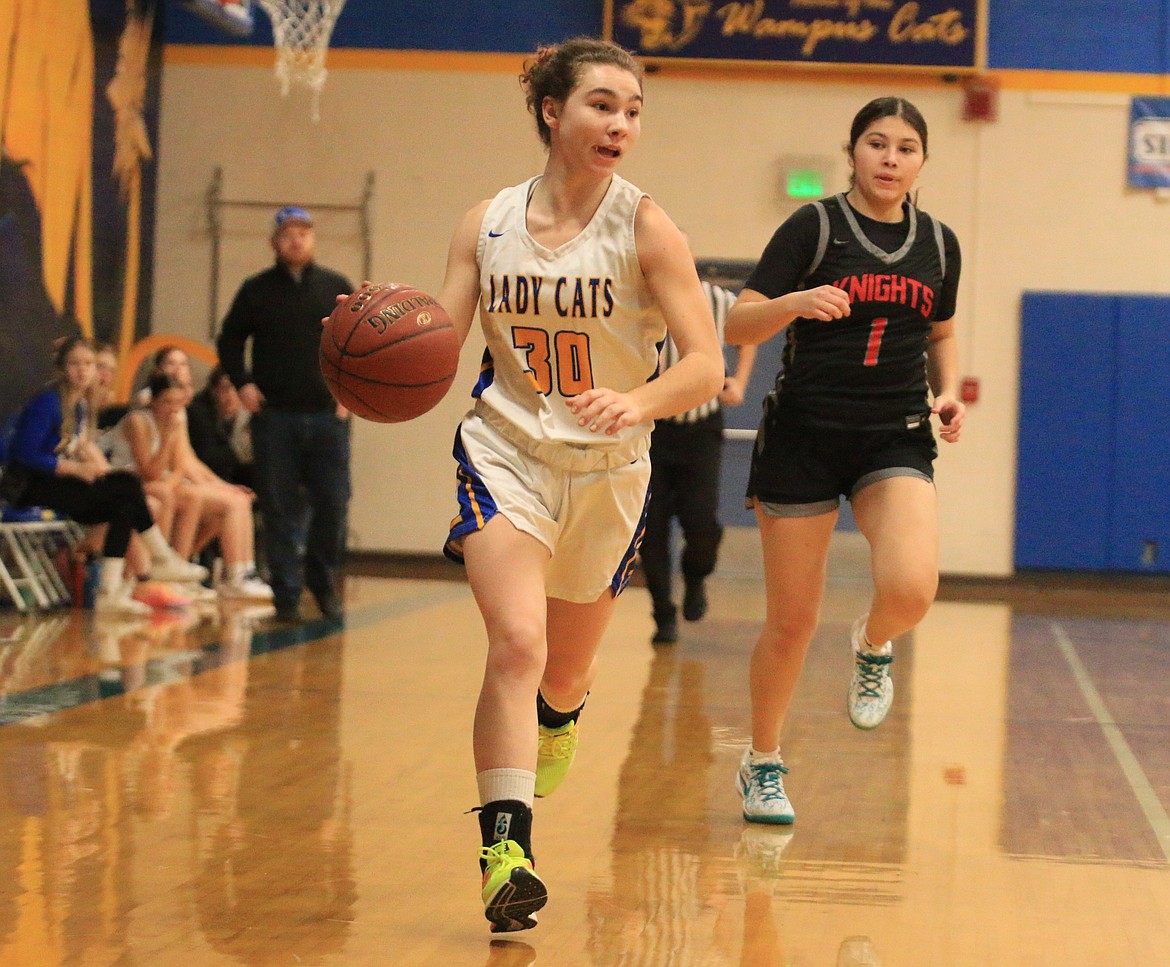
[3,573,1170,965]
[587,646,757,965]
[0,600,354,966]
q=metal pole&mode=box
[207,166,224,340]
[360,171,375,283]
[205,169,373,331]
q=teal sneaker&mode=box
[847,615,894,730]
[535,720,578,798]
[736,748,795,825]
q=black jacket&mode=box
[217,261,353,412]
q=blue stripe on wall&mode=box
[168,1,1170,76]
[988,0,1169,73]
[168,0,604,52]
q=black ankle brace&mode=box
[536,690,587,729]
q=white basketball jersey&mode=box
[469,173,665,464]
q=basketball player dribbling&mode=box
[435,38,724,931]
[725,97,966,825]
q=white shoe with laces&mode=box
[736,748,795,825]
[847,615,894,730]
[217,572,274,601]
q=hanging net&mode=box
[255,0,347,121]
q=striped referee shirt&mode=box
[660,280,733,424]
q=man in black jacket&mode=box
[217,206,353,622]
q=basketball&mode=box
[320,282,460,423]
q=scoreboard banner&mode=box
[605,0,982,72]
[1128,97,1170,189]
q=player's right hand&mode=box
[788,285,851,322]
[238,383,264,414]
[320,282,374,326]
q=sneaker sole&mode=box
[735,773,796,825]
[484,868,547,930]
[848,713,889,731]
[741,810,795,825]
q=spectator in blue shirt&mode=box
[8,336,206,613]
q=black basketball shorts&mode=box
[746,397,937,517]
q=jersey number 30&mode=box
[513,327,594,396]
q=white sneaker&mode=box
[846,615,894,730]
[218,572,274,601]
[95,584,152,616]
[736,748,795,825]
[150,555,209,584]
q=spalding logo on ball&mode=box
[320,282,460,423]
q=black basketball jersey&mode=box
[747,194,957,430]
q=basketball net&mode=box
[254,0,347,122]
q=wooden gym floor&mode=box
[2,534,1169,966]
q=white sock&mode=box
[228,561,257,583]
[750,746,782,761]
[476,768,536,808]
[857,618,891,654]
[99,558,127,596]
[140,525,174,561]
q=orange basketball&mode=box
[320,282,460,423]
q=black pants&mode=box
[20,468,153,558]
[640,414,725,620]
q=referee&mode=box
[640,274,757,644]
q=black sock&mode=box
[536,690,587,730]
[478,799,534,868]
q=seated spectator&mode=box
[109,371,272,601]
[137,345,196,408]
[188,365,253,488]
[7,337,207,614]
[93,340,130,431]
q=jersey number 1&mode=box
[864,317,888,367]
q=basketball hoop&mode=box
[254,0,347,122]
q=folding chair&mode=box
[0,510,84,611]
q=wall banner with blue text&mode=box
[1129,98,1170,189]
[605,0,982,71]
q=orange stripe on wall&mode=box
[164,45,527,73]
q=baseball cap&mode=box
[274,205,313,229]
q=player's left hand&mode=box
[719,376,746,407]
[933,395,965,443]
[567,388,645,436]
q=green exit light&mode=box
[786,168,823,199]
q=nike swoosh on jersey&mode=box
[488,230,507,237]
[831,238,849,245]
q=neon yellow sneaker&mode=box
[480,840,547,932]
[535,720,579,798]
